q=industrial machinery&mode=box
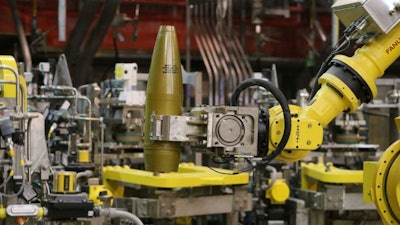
[0,55,148,225]
[99,62,146,168]
[137,1,400,225]
[90,1,400,224]
[2,0,400,224]
[28,59,100,173]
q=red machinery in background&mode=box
[0,0,332,100]
[0,0,331,58]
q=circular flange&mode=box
[215,115,245,146]
[373,140,400,225]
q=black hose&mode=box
[230,78,291,163]
[308,53,333,100]
[308,36,351,100]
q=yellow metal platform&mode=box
[103,163,249,196]
[301,162,363,190]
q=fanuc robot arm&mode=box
[258,0,400,164]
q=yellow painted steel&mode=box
[266,179,290,204]
[385,154,400,222]
[268,105,323,162]
[370,140,400,225]
[300,23,400,123]
[301,162,363,190]
[0,56,28,112]
[319,74,359,115]
[369,116,400,225]
[0,206,5,219]
[37,207,44,218]
[77,150,90,163]
[363,161,377,203]
[88,185,113,205]
[114,64,124,79]
[300,78,350,128]
[53,171,77,193]
[176,217,192,225]
[103,163,249,197]
[279,23,400,163]
[0,56,19,99]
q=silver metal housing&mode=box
[332,0,400,35]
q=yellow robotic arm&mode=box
[266,11,400,163]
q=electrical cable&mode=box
[0,171,13,190]
[211,155,231,165]
[308,35,351,100]
[230,78,291,164]
[207,166,239,175]
[207,157,254,175]
[261,165,277,191]
[0,142,16,190]
[101,33,120,81]
[45,182,50,195]
[0,144,26,198]
[0,181,24,198]
[100,208,144,225]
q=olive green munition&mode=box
[143,25,183,172]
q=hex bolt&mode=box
[200,114,208,120]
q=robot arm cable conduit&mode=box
[230,78,291,164]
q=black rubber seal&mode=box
[326,59,373,103]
